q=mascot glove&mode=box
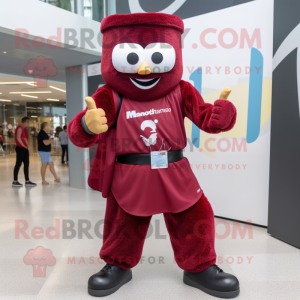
[85,97,108,134]
[208,100,236,130]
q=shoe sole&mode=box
[88,270,132,297]
[12,185,23,187]
[183,274,240,299]
[25,184,37,187]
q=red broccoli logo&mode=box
[23,246,56,277]
[24,56,57,88]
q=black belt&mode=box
[116,149,184,165]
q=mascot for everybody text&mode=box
[69,13,240,298]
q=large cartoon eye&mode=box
[112,43,144,73]
[35,67,39,71]
[151,52,163,64]
[34,257,37,260]
[43,67,47,71]
[127,53,139,65]
[144,43,176,73]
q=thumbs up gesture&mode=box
[209,87,236,130]
[84,97,108,134]
[219,87,232,100]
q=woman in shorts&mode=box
[37,122,60,185]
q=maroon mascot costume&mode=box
[69,13,240,298]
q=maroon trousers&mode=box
[100,191,217,273]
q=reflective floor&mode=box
[0,154,300,300]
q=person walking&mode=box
[59,125,68,164]
[37,122,61,185]
[55,126,63,138]
[0,125,5,152]
[12,117,37,187]
[7,127,14,152]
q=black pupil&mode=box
[43,67,47,70]
[152,52,163,64]
[35,67,38,70]
[127,53,139,65]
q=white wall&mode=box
[182,0,274,226]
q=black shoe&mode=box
[88,264,132,297]
[183,264,239,298]
[25,181,37,187]
[12,181,23,187]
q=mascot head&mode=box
[101,13,184,101]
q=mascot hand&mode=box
[209,87,236,130]
[85,97,108,134]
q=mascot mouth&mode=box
[130,78,161,90]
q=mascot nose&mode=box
[138,61,152,75]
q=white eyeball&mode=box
[144,43,176,73]
[112,43,144,73]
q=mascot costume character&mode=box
[69,13,239,298]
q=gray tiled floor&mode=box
[0,154,300,300]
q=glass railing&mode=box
[38,0,76,13]
[0,101,67,156]
[0,134,63,157]
[37,0,116,22]
[0,134,15,155]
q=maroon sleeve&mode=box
[180,80,237,134]
[68,84,116,148]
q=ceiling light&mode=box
[27,83,37,87]
[0,82,34,85]
[47,99,59,101]
[50,86,66,92]
[13,104,20,106]
[10,91,51,94]
[3,52,7,54]
[31,116,38,118]
[0,93,2,94]
[26,106,38,109]
[0,99,11,102]
[21,94,38,98]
